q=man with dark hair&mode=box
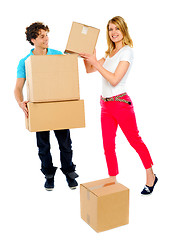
[14,22,79,191]
[25,22,50,46]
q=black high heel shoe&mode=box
[141,175,158,195]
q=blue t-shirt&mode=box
[17,48,62,78]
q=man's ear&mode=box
[31,38,35,45]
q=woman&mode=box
[80,16,158,195]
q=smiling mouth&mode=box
[112,35,119,38]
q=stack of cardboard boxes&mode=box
[25,54,85,132]
[25,22,100,132]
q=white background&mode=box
[1,0,177,239]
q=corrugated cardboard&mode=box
[65,22,100,54]
[25,54,80,102]
[25,100,85,132]
[80,178,129,232]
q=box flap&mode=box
[81,178,129,197]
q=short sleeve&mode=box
[56,50,63,55]
[53,50,63,55]
[119,47,134,64]
[48,49,63,55]
[17,58,26,78]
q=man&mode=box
[14,22,79,191]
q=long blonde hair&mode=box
[105,16,133,57]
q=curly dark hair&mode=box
[25,22,50,45]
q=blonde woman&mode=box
[80,16,158,195]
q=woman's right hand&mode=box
[79,50,105,73]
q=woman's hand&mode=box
[79,49,98,68]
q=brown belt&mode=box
[101,93,131,105]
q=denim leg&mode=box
[54,129,75,173]
[36,131,55,175]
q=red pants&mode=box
[100,93,153,176]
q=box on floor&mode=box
[80,178,129,232]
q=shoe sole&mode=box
[141,192,153,196]
[70,186,77,190]
[45,188,54,191]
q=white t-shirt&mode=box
[102,45,134,98]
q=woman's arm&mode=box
[80,52,130,87]
[96,61,130,87]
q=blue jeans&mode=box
[36,129,75,176]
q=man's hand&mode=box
[19,101,29,118]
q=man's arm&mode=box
[14,78,29,118]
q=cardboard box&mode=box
[80,178,129,232]
[25,100,85,132]
[25,54,80,102]
[65,22,100,54]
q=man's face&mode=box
[31,29,49,49]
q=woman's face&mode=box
[108,23,123,44]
